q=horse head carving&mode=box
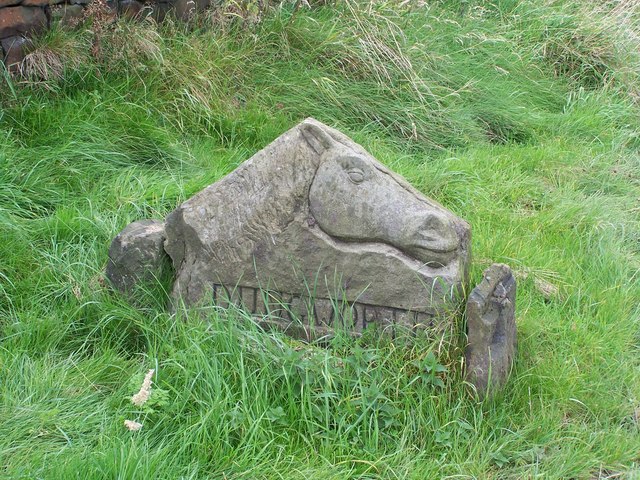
[302,121,460,267]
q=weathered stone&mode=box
[118,0,144,19]
[173,0,208,21]
[173,0,194,21]
[164,118,471,336]
[50,4,84,28]
[147,1,171,22]
[1,35,32,67]
[465,263,517,397]
[22,0,64,7]
[106,219,169,294]
[0,6,47,38]
[0,0,22,8]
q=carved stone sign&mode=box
[158,118,471,335]
[106,119,518,391]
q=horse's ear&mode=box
[300,122,335,155]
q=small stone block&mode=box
[106,219,168,294]
[465,263,517,397]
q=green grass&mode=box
[1,0,639,478]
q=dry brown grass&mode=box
[16,32,88,87]
[539,0,640,96]
[98,19,164,67]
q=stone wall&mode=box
[0,0,208,69]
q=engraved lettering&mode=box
[210,282,435,338]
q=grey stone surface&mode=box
[22,0,65,7]
[164,118,471,335]
[148,1,172,22]
[173,0,194,21]
[1,34,31,67]
[0,6,47,39]
[173,0,208,21]
[50,4,84,28]
[0,0,22,8]
[118,0,144,19]
[106,219,169,294]
[465,263,517,397]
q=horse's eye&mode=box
[347,169,365,184]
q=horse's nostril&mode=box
[417,231,443,243]
[410,215,459,253]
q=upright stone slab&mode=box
[164,118,471,337]
[465,263,517,397]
